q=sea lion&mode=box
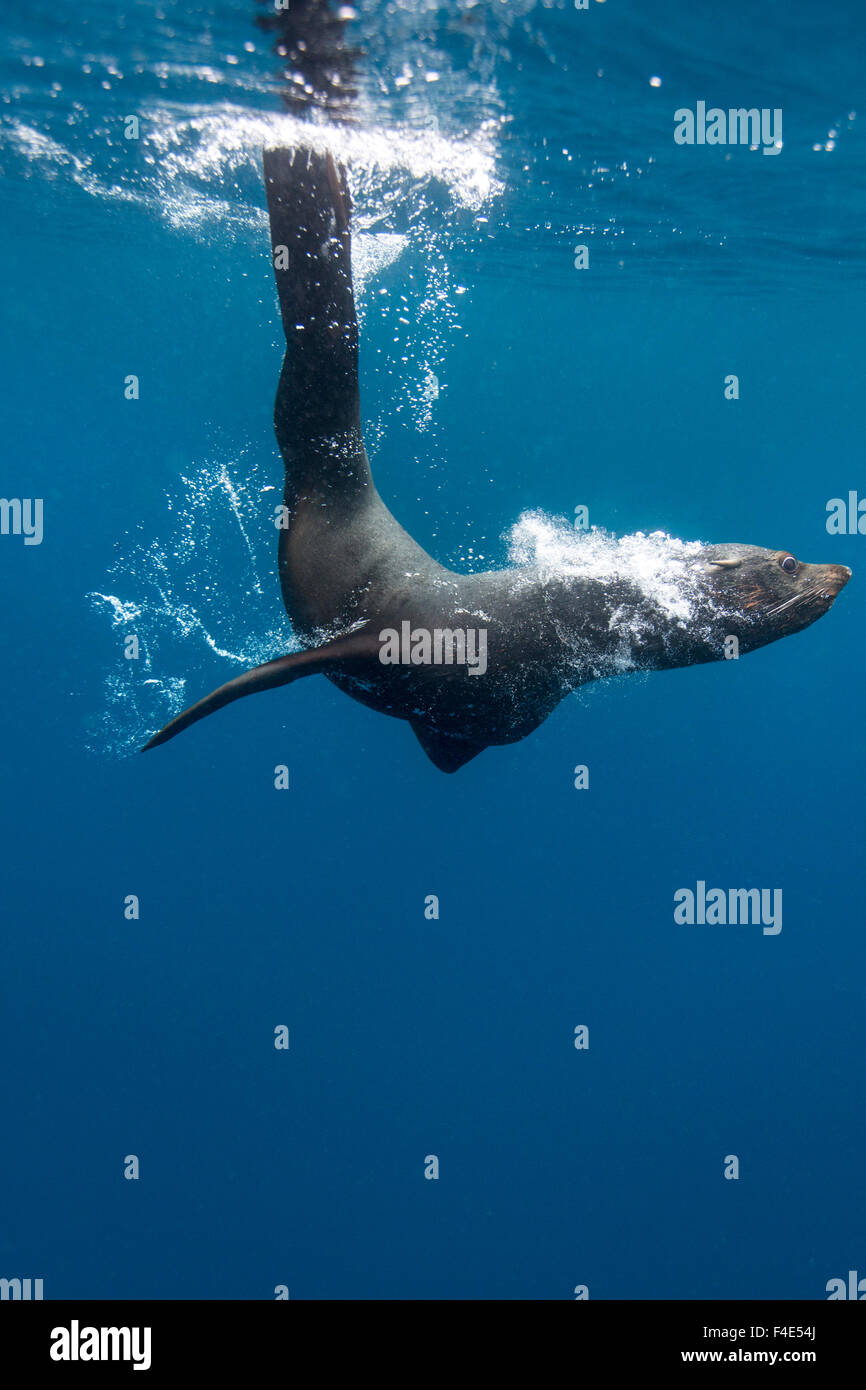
[143,149,850,771]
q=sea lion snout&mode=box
[819,563,852,596]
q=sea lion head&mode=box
[693,544,851,653]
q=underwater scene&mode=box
[0,0,863,1303]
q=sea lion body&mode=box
[143,149,850,770]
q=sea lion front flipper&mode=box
[410,720,488,774]
[142,630,377,751]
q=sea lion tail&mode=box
[142,630,376,751]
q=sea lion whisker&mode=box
[766,584,819,617]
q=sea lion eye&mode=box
[780,554,798,575]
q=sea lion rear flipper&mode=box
[142,631,377,751]
[264,146,368,495]
[410,721,487,774]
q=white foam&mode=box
[87,456,295,757]
[353,231,407,290]
[0,102,499,224]
[146,105,500,213]
[507,511,707,625]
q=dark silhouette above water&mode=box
[254,0,362,122]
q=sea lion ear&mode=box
[410,721,487,773]
[707,557,742,569]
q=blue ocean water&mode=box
[0,0,863,1300]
